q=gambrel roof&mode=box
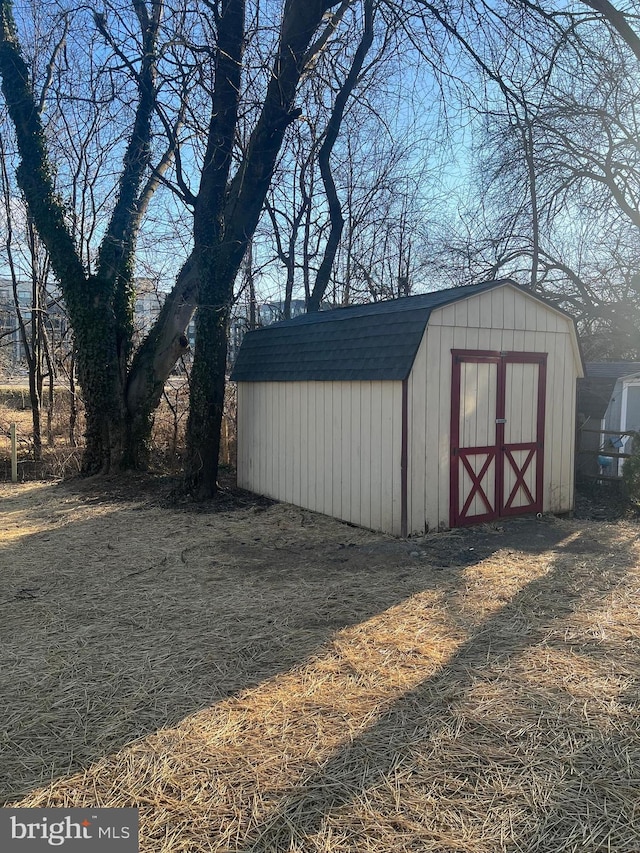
[230,279,572,382]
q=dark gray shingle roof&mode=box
[231,280,528,382]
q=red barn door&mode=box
[450,351,547,527]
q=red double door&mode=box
[450,350,547,527]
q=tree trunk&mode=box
[0,0,170,476]
[183,0,343,497]
[184,294,229,499]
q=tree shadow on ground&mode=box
[234,525,640,853]
[0,480,573,806]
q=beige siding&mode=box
[409,284,582,533]
[236,379,403,535]
[239,283,582,537]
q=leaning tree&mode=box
[0,0,377,494]
[5,0,640,495]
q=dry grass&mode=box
[0,381,236,477]
[0,387,83,480]
[1,481,639,851]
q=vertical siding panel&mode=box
[539,302,551,332]
[237,384,246,487]
[287,383,295,505]
[360,382,372,530]
[380,382,394,534]
[323,383,333,516]
[273,383,283,499]
[279,384,285,500]
[477,325,492,350]
[525,295,542,331]
[269,383,277,497]
[563,338,577,511]
[251,384,259,494]
[288,382,296,503]
[491,288,504,329]
[248,384,257,492]
[254,384,261,491]
[313,383,323,513]
[299,383,308,509]
[406,368,413,531]
[543,331,559,512]
[272,383,280,499]
[236,383,244,487]
[392,381,403,535]
[465,327,480,349]
[341,384,352,523]
[438,325,458,528]
[269,383,278,499]
[466,296,480,327]
[309,382,320,510]
[431,325,451,529]
[369,382,383,532]
[501,328,515,352]
[436,304,456,326]
[291,382,302,507]
[331,383,342,521]
[350,382,362,526]
[550,332,564,512]
[409,333,428,534]
[479,292,493,329]
[308,383,318,512]
[546,309,559,333]
[283,383,291,503]
[514,292,527,330]
[503,287,516,329]
[260,383,267,496]
[455,299,470,327]
[559,335,575,511]
[319,382,327,513]
[260,383,268,496]
[423,326,441,531]
[264,383,273,497]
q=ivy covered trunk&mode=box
[2,0,349,492]
[0,0,187,475]
[184,295,230,498]
[183,0,342,497]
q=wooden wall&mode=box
[236,284,582,536]
[407,285,581,533]
[237,380,404,534]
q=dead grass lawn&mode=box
[1,479,639,851]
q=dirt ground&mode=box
[1,477,639,852]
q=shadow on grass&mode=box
[234,526,640,853]
[0,480,573,808]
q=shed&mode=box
[598,369,640,476]
[231,279,584,535]
[576,362,640,478]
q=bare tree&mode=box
[0,0,188,473]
